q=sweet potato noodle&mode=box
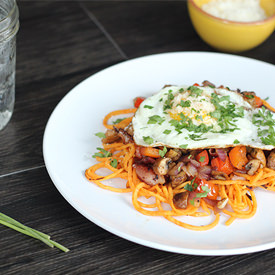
[85,108,275,231]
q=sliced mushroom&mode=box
[125,122,134,136]
[245,159,261,176]
[211,170,229,180]
[217,198,228,209]
[102,129,120,144]
[168,162,184,176]
[153,157,172,175]
[250,148,266,167]
[173,192,189,209]
[134,163,165,186]
[202,80,215,88]
[267,150,275,170]
[165,148,182,161]
[170,171,187,188]
[114,127,133,144]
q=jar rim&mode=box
[0,0,19,41]
[0,0,16,22]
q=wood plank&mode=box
[15,1,124,86]
[82,1,275,64]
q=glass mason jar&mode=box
[0,0,19,131]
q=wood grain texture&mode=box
[16,1,124,86]
[1,1,275,273]
[82,1,275,64]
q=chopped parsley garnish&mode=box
[190,185,210,205]
[147,115,165,125]
[188,86,203,97]
[113,118,125,124]
[264,96,269,101]
[191,108,200,114]
[163,129,171,135]
[233,139,240,144]
[184,177,197,191]
[143,136,154,145]
[110,159,118,168]
[199,156,205,163]
[95,132,106,139]
[179,144,188,149]
[196,186,210,198]
[253,106,275,146]
[169,113,212,135]
[209,93,244,133]
[159,146,167,158]
[93,147,112,158]
[244,94,254,99]
[144,105,154,109]
[188,133,207,141]
[195,115,203,121]
[179,100,191,108]
[163,90,174,111]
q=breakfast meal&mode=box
[201,0,267,22]
[85,81,275,231]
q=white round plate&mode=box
[43,52,275,256]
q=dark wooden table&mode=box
[1,1,275,273]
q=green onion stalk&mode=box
[0,212,69,252]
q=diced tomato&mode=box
[194,178,219,200]
[229,146,248,170]
[193,83,200,86]
[195,150,209,166]
[133,97,145,108]
[211,156,234,175]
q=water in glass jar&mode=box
[0,1,18,131]
[0,39,16,130]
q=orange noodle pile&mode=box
[85,108,275,231]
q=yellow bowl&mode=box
[187,0,275,52]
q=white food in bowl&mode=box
[201,0,267,22]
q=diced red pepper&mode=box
[195,150,209,166]
[195,178,219,200]
[133,97,145,108]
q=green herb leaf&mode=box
[244,94,255,99]
[188,86,203,97]
[163,90,175,111]
[95,132,106,139]
[159,146,167,158]
[92,147,112,158]
[144,105,154,109]
[179,144,188,149]
[143,136,154,145]
[147,115,165,125]
[113,118,125,124]
[233,139,240,144]
[163,129,171,135]
[252,107,275,146]
[110,159,118,168]
[179,100,191,108]
[199,156,205,163]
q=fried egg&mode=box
[132,85,275,150]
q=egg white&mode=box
[132,85,275,150]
